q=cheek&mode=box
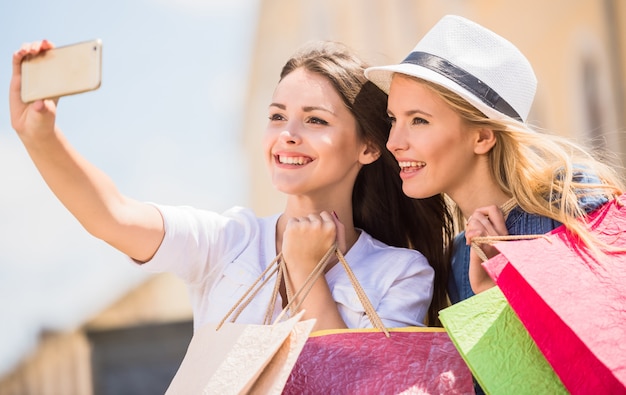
[262,129,276,164]
[425,130,466,158]
[329,131,362,159]
[417,136,448,160]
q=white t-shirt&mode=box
[136,205,434,330]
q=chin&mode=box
[272,181,299,196]
[403,186,433,200]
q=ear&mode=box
[473,127,497,155]
[358,141,381,165]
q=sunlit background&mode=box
[0,0,256,392]
[1,0,624,394]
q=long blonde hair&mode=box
[416,76,624,250]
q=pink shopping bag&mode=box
[483,195,626,394]
[283,327,474,394]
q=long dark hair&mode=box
[279,41,454,326]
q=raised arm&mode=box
[10,41,164,262]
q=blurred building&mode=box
[0,273,192,394]
[1,1,624,394]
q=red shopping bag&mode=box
[283,327,474,394]
[483,196,626,394]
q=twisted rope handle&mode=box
[272,243,336,324]
[334,248,389,337]
[215,254,282,330]
[216,245,336,330]
[471,234,552,262]
[469,198,551,262]
[273,244,389,337]
[217,242,389,337]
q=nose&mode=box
[279,128,301,145]
[386,124,407,153]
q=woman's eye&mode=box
[308,117,328,125]
[386,116,396,125]
[268,113,285,121]
[411,117,429,125]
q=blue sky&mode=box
[0,0,258,375]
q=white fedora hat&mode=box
[365,15,537,122]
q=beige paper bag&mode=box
[165,310,314,395]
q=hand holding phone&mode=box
[20,39,102,103]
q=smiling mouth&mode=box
[277,155,313,165]
[398,161,426,172]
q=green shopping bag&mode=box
[439,286,567,394]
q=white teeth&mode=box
[398,161,425,168]
[278,155,310,165]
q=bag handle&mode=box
[274,244,389,337]
[217,243,390,337]
[471,234,551,261]
[469,198,550,262]
[215,253,282,330]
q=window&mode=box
[88,321,192,395]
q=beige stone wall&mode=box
[0,331,92,395]
[86,273,192,330]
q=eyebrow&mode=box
[269,103,336,115]
[387,108,432,117]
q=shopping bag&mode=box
[166,247,326,395]
[483,196,626,394]
[283,326,474,394]
[281,246,474,394]
[165,310,315,395]
[166,241,381,394]
[439,286,567,394]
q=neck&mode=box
[447,156,513,219]
[448,179,512,220]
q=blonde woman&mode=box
[365,15,623,304]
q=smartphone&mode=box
[21,39,102,103]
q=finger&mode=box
[326,211,346,253]
[13,40,56,88]
[285,216,301,231]
[41,39,54,51]
[20,40,54,58]
[473,205,506,221]
[318,210,335,227]
[12,48,27,77]
[475,206,508,235]
[466,212,493,230]
[33,99,58,114]
[465,208,509,247]
[318,210,336,231]
[474,214,498,234]
[306,213,322,225]
[464,213,496,245]
[29,40,54,55]
[32,100,46,112]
